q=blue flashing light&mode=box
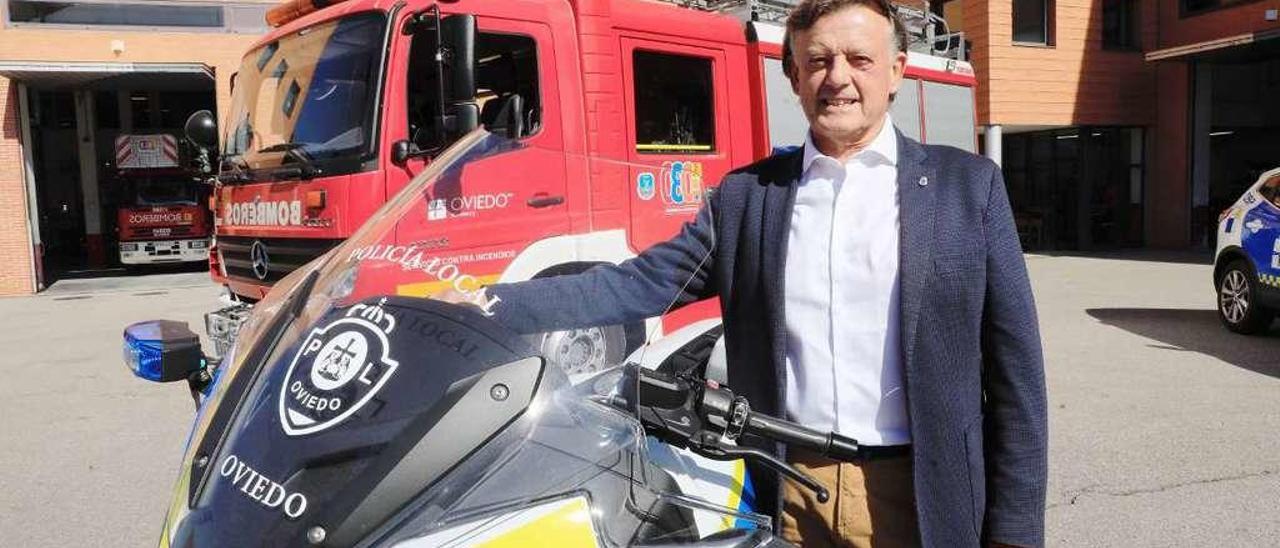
[124,330,166,382]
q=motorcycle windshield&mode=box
[163,129,767,548]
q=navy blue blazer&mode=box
[490,132,1048,547]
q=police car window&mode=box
[407,31,540,150]
[1261,175,1280,207]
[633,50,715,154]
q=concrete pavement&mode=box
[1031,252,1280,546]
[0,273,220,548]
[0,254,1277,546]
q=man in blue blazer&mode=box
[487,0,1046,546]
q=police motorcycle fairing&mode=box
[124,130,868,547]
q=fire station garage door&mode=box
[0,61,214,287]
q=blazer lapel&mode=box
[896,132,937,370]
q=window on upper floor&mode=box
[1103,0,1139,50]
[1180,0,1255,16]
[1012,0,1054,46]
[4,0,269,33]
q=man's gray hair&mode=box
[780,0,908,76]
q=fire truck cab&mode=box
[203,0,977,362]
[113,134,212,266]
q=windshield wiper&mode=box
[257,143,321,180]
[219,154,254,184]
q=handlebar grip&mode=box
[745,413,830,450]
[825,434,861,462]
[745,412,862,461]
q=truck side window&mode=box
[761,57,806,151]
[633,51,715,154]
[407,31,541,150]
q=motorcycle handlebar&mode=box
[625,366,856,504]
[629,366,865,461]
[741,410,862,462]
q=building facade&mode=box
[0,0,1276,295]
[0,0,273,295]
[952,0,1279,251]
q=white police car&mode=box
[1215,167,1280,334]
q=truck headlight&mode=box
[190,240,208,249]
[121,243,138,252]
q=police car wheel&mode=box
[1218,260,1275,335]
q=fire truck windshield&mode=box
[131,177,201,206]
[222,11,387,181]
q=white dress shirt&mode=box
[783,117,909,446]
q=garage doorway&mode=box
[5,63,216,288]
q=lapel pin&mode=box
[918,176,929,187]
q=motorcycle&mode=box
[123,129,866,547]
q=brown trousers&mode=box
[779,449,920,548]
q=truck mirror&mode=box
[184,110,219,151]
[123,320,205,383]
[449,103,479,136]
[480,94,524,139]
[441,14,476,101]
[391,139,412,166]
[440,13,477,138]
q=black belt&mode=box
[849,444,912,461]
[792,443,911,463]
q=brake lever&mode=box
[689,432,830,504]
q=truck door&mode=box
[622,40,733,252]
[386,16,571,293]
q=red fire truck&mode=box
[200,0,978,364]
[113,134,212,266]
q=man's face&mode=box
[788,5,907,152]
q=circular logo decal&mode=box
[309,331,370,391]
[250,240,270,280]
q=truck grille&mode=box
[219,236,343,285]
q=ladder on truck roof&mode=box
[654,0,969,61]
[661,0,796,23]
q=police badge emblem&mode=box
[279,298,400,436]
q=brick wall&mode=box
[0,27,263,125]
[0,77,34,295]
[1149,62,1191,248]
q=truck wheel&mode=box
[1217,260,1275,335]
[537,325,631,376]
[532,264,646,375]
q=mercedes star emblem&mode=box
[250,240,270,281]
